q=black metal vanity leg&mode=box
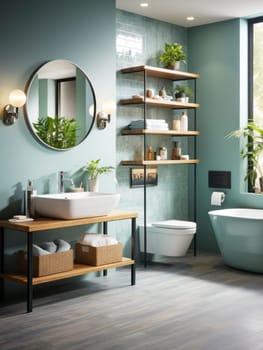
[27,232,33,313]
[194,235,197,256]
[0,227,5,299]
[103,222,108,277]
[131,217,136,285]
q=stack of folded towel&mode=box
[127,119,168,130]
[24,239,71,256]
[78,234,118,247]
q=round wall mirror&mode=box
[25,59,96,150]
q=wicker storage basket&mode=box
[75,243,122,266]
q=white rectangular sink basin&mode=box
[32,192,121,219]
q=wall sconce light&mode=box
[96,99,116,130]
[3,89,27,126]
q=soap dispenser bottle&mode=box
[25,180,33,218]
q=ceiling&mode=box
[116,0,263,27]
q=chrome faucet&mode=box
[59,171,75,193]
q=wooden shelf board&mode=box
[121,129,199,136]
[121,160,200,166]
[120,65,200,80]
[120,97,199,109]
[1,258,134,285]
[0,210,138,233]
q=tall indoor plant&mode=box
[83,159,114,192]
[229,122,263,192]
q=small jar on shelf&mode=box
[172,115,181,131]
[159,146,167,160]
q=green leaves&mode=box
[83,159,114,180]
[228,122,263,186]
[174,84,193,97]
[33,116,79,149]
[158,42,186,68]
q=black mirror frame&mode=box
[24,59,96,151]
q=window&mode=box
[248,17,263,192]
[248,17,263,123]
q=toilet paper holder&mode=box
[211,191,225,206]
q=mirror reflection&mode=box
[25,60,96,150]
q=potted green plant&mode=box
[83,159,114,192]
[157,42,186,70]
[33,116,79,149]
[174,84,193,102]
[228,122,263,192]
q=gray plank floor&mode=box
[1,252,263,350]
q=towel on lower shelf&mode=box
[55,239,71,252]
[33,244,51,256]
[79,233,118,247]
[39,241,57,253]
[23,239,71,256]
[127,119,168,130]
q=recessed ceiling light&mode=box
[186,16,195,21]
[140,3,149,7]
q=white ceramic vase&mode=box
[88,178,99,192]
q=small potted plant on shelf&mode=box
[83,159,114,192]
[157,42,186,70]
[228,121,263,192]
[174,84,193,102]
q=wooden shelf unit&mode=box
[119,65,200,165]
[0,210,137,312]
[120,65,200,264]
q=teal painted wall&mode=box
[188,19,263,252]
[0,0,116,289]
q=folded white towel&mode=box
[55,239,71,252]
[79,234,118,247]
[23,239,71,256]
[128,119,168,130]
[40,241,57,253]
[32,244,51,256]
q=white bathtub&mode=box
[209,208,263,273]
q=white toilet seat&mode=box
[139,219,196,256]
[151,220,196,230]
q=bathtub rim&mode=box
[208,208,263,220]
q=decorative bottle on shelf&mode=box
[159,86,166,98]
[146,146,154,160]
[180,111,188,131]
[172,141,181,160]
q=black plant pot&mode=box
[175,92,188,102]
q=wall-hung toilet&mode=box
[139,220,196,257]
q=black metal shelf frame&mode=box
[121,66,199,266]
